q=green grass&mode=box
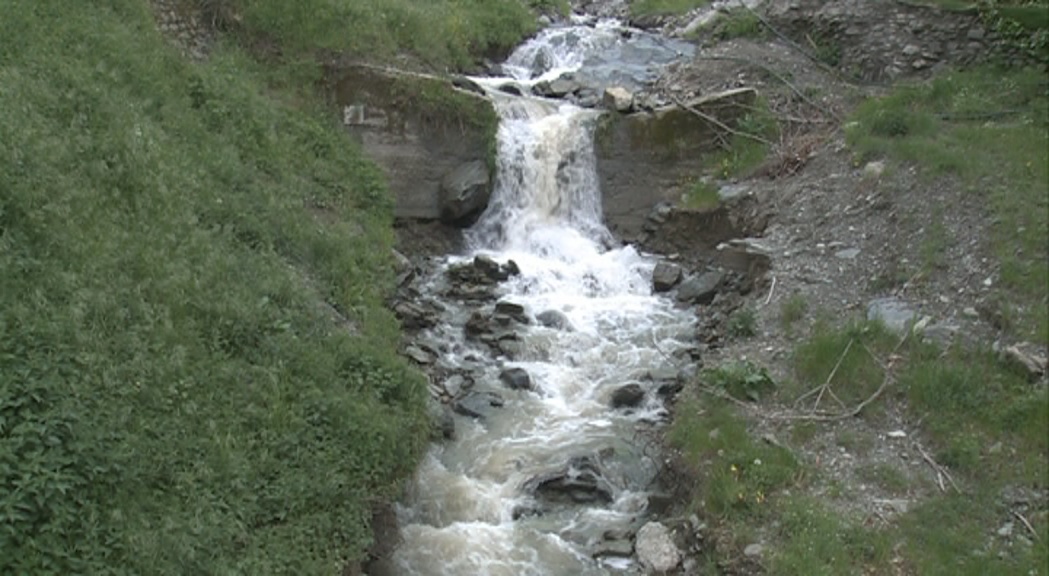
[790,320,899,409]
[704,360,776,402]
[770,497,893,575]
[779,293,808,331]
[630,0,710,17]
[846,66,1048,342]
[0,1,432,572]
[713,10,765,40]
[727,307,758,338]
[201,0,540,71]
[669,398,799,517]
[684,178,721,210]
[707,101,780,178]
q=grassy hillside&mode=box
[0,0,493,572]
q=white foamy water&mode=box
[392,21,695,576]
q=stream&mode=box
[391,17,698,575]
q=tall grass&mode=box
[0,0,430,572]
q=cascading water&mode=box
[391,19,696,576]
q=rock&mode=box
[835,248,861,260]
[495,301,529,324]
[743,543,764,558]
[997,522,1014,537]
[439,160,491,226]
[523,455,615,505]
[473,255,520,282]
[536,309,572,330]
[635,522,681,573]
[602,86,634,112]
[437,406,455,440]
[393,301,438,330]
[497,83,526,96]
[1001,342,1047,382]
[611,383,645,408]
[443,374,467,398]
[452,391,505,419]
[867,298,917,333]
[676,270,724,305]
[535,75,581,98]
[499,367,534,391]
[592,538,634,560]
[652,262,683,292]
[404,345,435,365]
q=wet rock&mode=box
[536,309,572,330]
[437,406,456,440]
[393,301,438,330]
[635,522,681,573]
[610,383,644,408]
[523,455,615,505]
[603,86,634,112]
[652,261,683,292]
[439,160,491,226]
[511,503,542,520]
[452,391,505,419]
[473,254,521,282]
[442,374,468,398]
[391,249,414,286]
[592,538,634,560]
[495,301,530,324]
[404,345,435,365]
[499,367,534,391]
[465,311,494,339]
[676,270,724,305]
[1001,342,1047,382]
[867,297,917,333]
[497,83,526,96]
[535,75,581,98]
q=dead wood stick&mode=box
[794,338,854,410]
[670,96,774,147]
[692,55,841,122]
[1013,510,1041,541]
[915,442,961,494]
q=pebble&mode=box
[743,543,764,557]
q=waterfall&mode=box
[391,19,695,576]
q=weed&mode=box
[707,102,780,178]
[713,10,764,41]
[771,497,892,575]
[779,294,808,331]
[789,320,898,408]
[858,463,910,494]
[705,360,776,402]
[685,178,721,210]
[727,307,758,339]
[631,0,710,17]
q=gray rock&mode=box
[635,522,681,573]
[652,262,683,292]
[404,345,435,365]
[439,160,491,225]
[676,270,724,305]
[535,75,581,98]
[523,455,615,505]
[1001,342,1047,382]
[443,374,467,398]
[867,297,917,333]
[393,301,437,330]
[743,543,764,557]
[499,367,534,391]
[602,86,634,112]
[452,391,505,419]
[834,248,861,260]
[437,406,455,440]
[610,383,644,408]
[536,309,572,331]
[592,538,634,559]
[495,301,529,324]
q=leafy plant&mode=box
[727,307,758,338]
[705,360,775,401]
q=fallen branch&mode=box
[763,275,777,306]
[794,338,854,412]
[692,55,841,122]
[915,442,962,494]
[670,95,774,147]
[1013,510,1041,541]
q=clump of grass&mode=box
[857,463,910,494]
[685,178,721,210]
[779,294,808,331]
[631,0,710,17]
[708,101,780,178]
[713,10,765,40]
[705,360,776,402]
[727,307,758,338]
[846,66,1048,341]
[771,496,892,574]
[790,320,898,408]
[669,398,799,517]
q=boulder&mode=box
[536,309,572,331]
[1002,342,1047,382]
[495,301,529,324]
[535,75,581,98]
[603,86,634,112]
[523,455,615,505]
[867,297,917,333]
[393,301,438,330]
[439,160,491,226]
[452,391,505,419]
[499,367,534,391]
[610,383,645,408]
[652,261,683,292]
[635,522,681,573]
[676,270,724,305]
